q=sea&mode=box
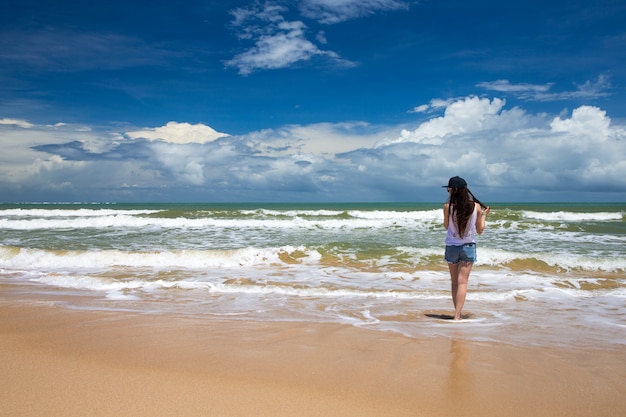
[1,202,624,349]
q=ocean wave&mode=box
[0,213,437,231]
[26,273,444,299]
[0,245,298,269]
[1,244,624,274]
[0,208,161,218]
[25,271,626,302]
[240,208,441,220]
[521,210,624,222]
[478,247,625,272]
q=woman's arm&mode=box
[475,203,490,234]
[443,203,450,229]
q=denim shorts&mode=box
[445,243,477,264]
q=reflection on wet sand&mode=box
[446,338,471,395]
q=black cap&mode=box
[442,176,467,188]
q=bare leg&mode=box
[448,263,459,308]
[448,261,473,320]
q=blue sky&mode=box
[1,0,625,203]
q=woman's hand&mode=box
[476,205,489,234]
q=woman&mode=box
[442,176,490,320]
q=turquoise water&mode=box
[1,202,625,348]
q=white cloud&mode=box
[262,121,385,156]
[476,80,553,93]
[409,98,457,114]
[126,122,229,144]
[550,106,611,140]
[3,97,626,202]
[300,0,410,24]
[0,118,34,128]
[150,143,208,185]
[225,0,412,74]
[0,121,109,186]
[226,1,350,75]
[226,21,340,75]
[386,97,506,145]
[478,75,611,101]
[316,30,328,44]
[370,98,624,195]
[410,104,430,113]
[25,155,87,182]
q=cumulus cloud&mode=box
[0,122,104,184]
[389,97,506,145]
[372,99,624,195]
[338,98,625,199]
[250,121,385,156]
[0,122,129,201]
[3,97,626,202]
[125,122,229,144]
[550,105,611,139]
[478,75,611,101]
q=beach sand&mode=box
[1,299,625,417]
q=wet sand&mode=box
[1,300,625,417]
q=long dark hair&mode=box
[467,189,487,210]
[449,187,475,238]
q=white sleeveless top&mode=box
[445,204,478,246]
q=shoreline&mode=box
[2,300,626,417]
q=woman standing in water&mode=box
[443,176,490,320]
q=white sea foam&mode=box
[1,203,625,349]
[477,247,626,272]
[1,244,624,273]
[26,267,624,313]
[0,246,290,270]
[521,210,624,222]
[240,208,441,220]
[4,208,619,234]
[347,209,441,220]
[0,213,432,231]
[25,272,471,301]
[0,208,161,218]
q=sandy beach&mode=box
[1,298,625,417]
